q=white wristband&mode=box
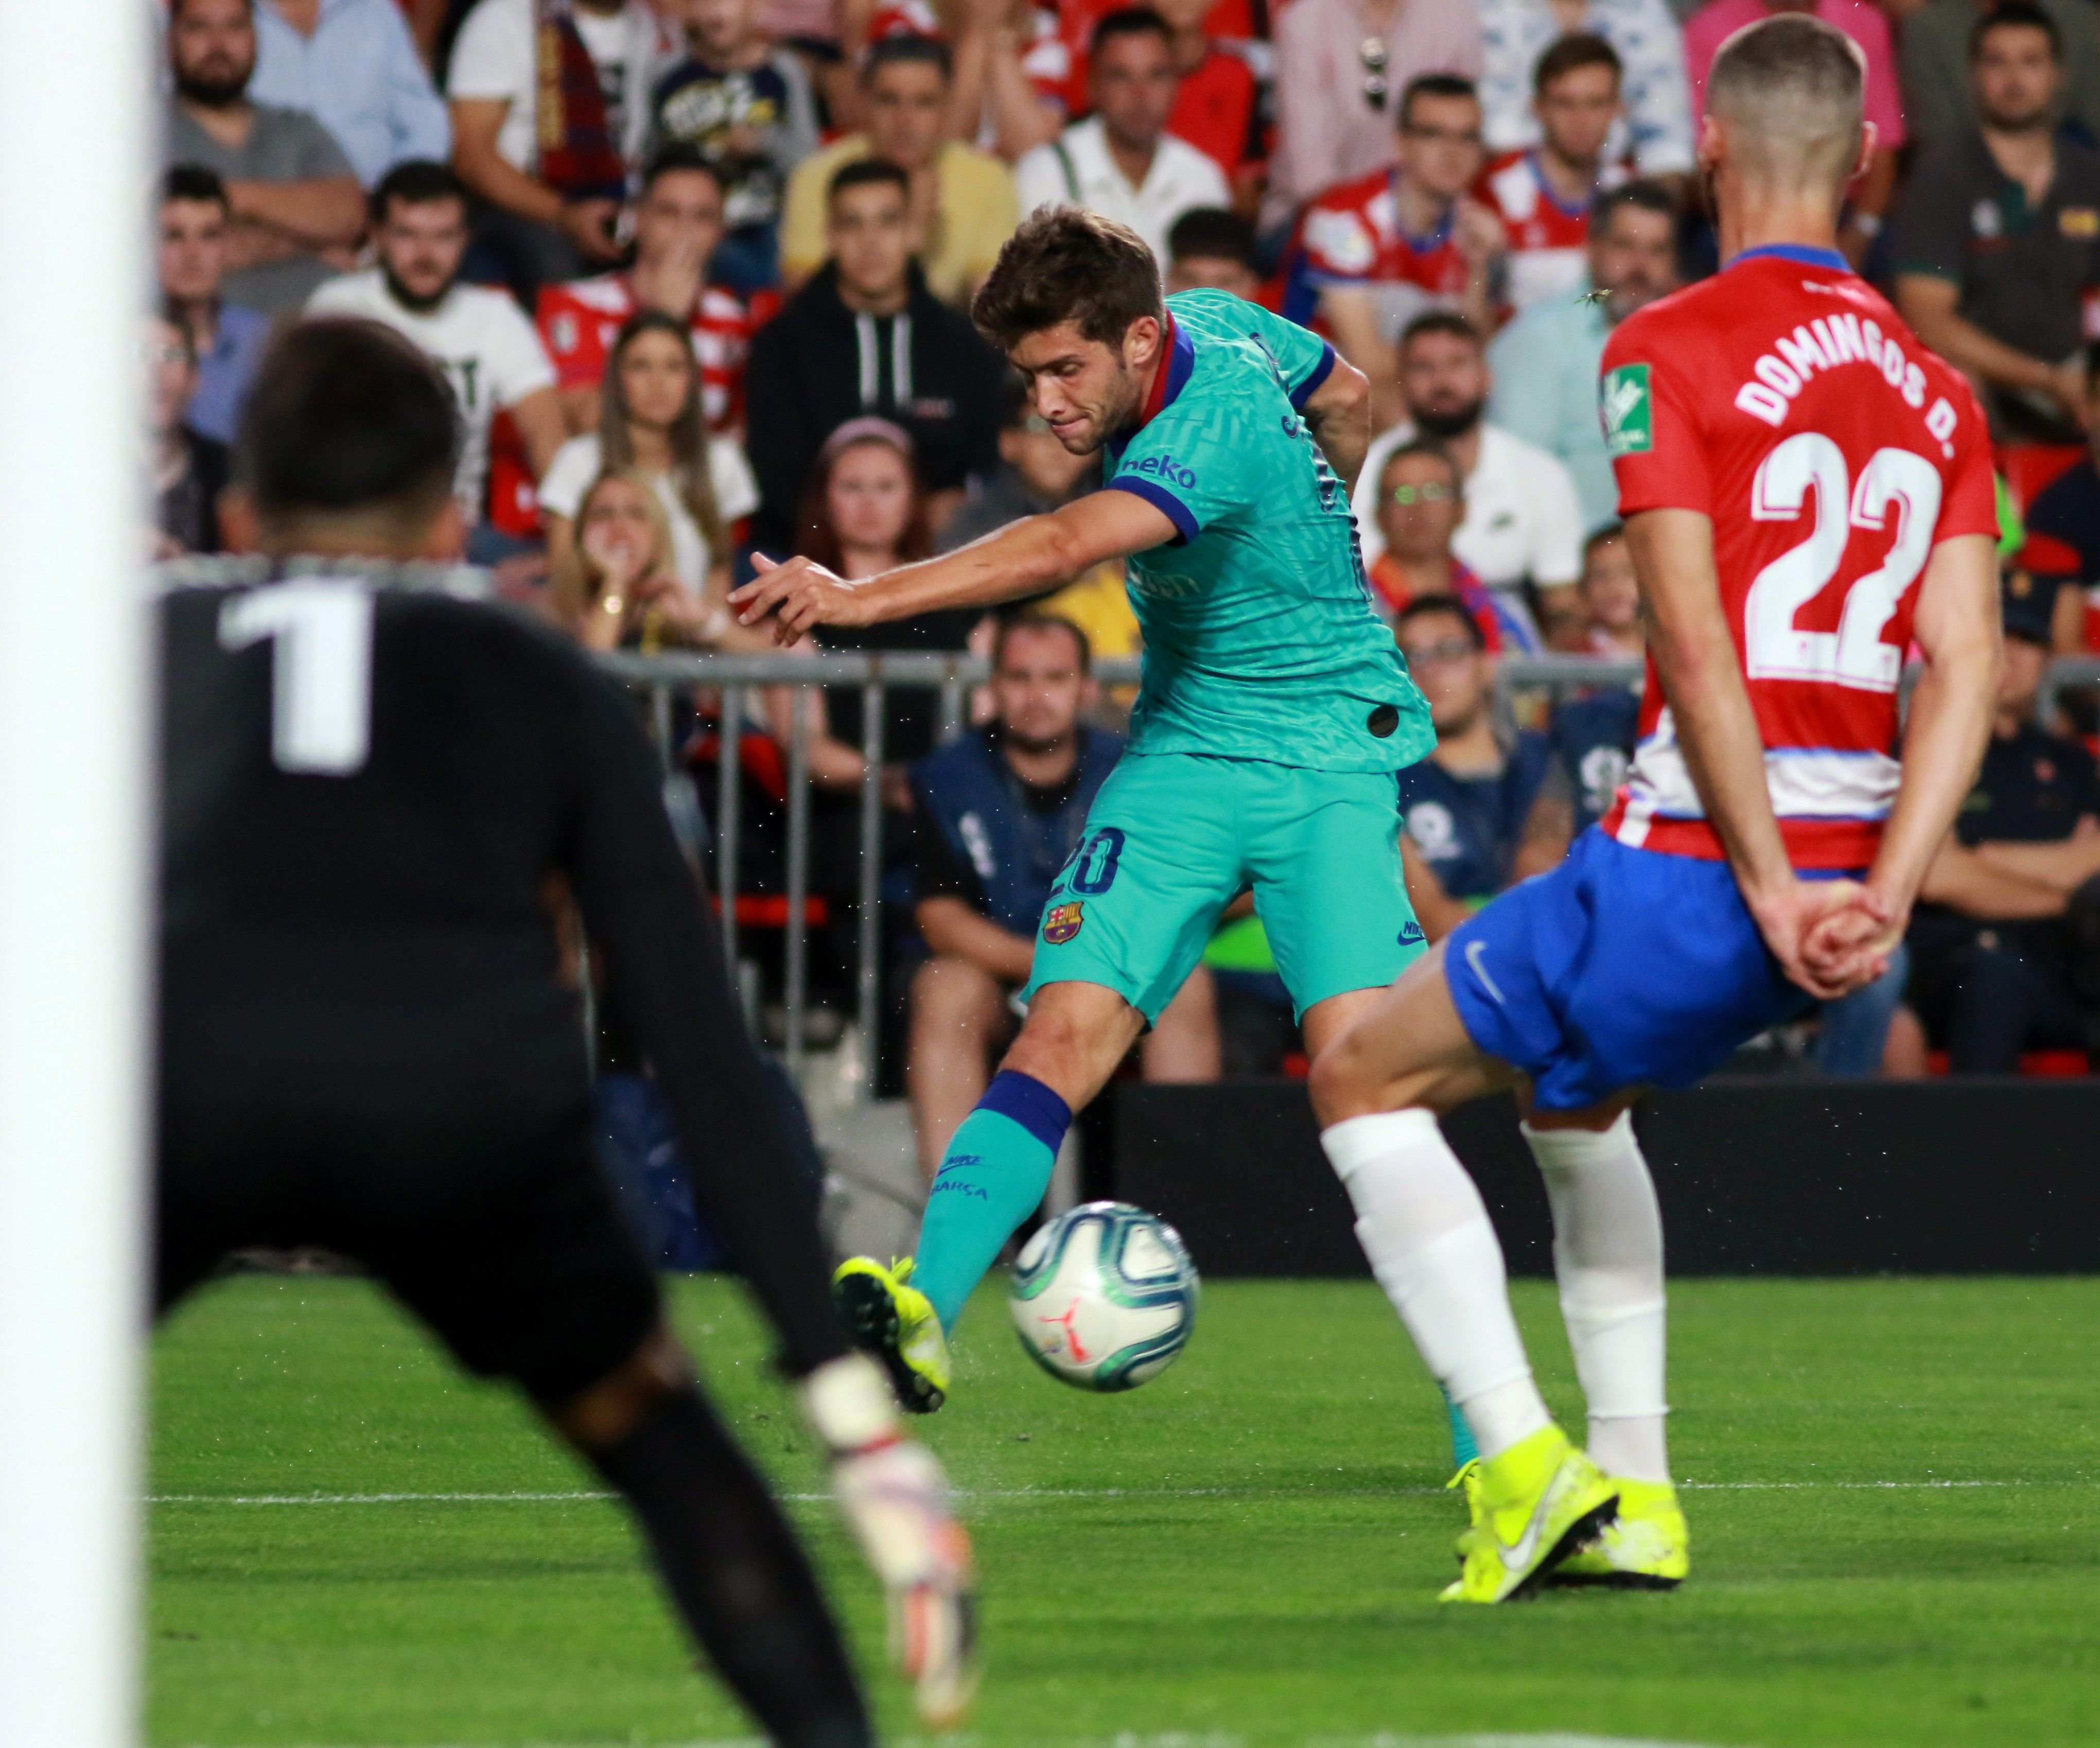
[800,1352,901,1454]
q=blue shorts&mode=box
[1446,829,1817,1112]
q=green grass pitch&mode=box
[149,1273,2100,1747]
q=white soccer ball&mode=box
[1008,1201,1199,1391]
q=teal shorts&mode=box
[1022,751,1426,1023]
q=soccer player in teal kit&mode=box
[732,207,1436,1418]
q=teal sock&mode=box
[1444,1386,1480,1470]
[913,1070,1071,1331]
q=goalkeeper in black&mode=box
[155,318,976,1742]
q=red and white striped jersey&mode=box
[1299,170,1471,297]
[535,273,751,434]
[1475,149,1628,314]
[1599,246,1999,869]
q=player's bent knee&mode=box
[546,1321,695,1453]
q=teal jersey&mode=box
[1104,290,1433,772]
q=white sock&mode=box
[1524,1113,1670,1484]
[1322,1109,1551,1460]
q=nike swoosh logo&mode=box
[1465,939,1507,1006]
[1498,1501,1550,1571]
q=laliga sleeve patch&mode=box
[1042,902,1084,944]
[1601,363,1654,457]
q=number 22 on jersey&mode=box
[1744,434,1942,694]
[218,580,375,776]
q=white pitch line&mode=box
[145,1477,2055,1507]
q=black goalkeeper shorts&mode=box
[156,982,661,1407]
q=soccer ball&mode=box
[1009,1201,1199,1391]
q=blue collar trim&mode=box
[1727,242,1851,272]
[1158,313,1196,412]
[1527,151,1592,221]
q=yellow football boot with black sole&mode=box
[833,1256,951,1414]
[1440,1425,1619,1603]
[1547,1476,1689,1589]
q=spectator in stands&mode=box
[1899,0,2100,160]
[794,418,987,766]
[1014,10,1231,269]
[538,147,749,439]
[249,0,451,187]
[158,166,271,450]
[1477,0,1695,183]
[307,161,567,551]
[1147,0,1261,205]
[1164,206,1263,298]
[746,161,1005,549]
[148,313,231,559]
[552,468,715,649]
[953,0,1078,163]
[1355,312,1586,641]
[1546,526,1643,841]
[539,310,762,605]
[907,613,1215,1181]
[1263,0,1482,232]
[1574,520,1642,658]
[2027,343,2100,618]
[1297,75,1505,423]
[162,0,365,314]
[780,37,1019,306]
[1364,440,1535,651]
[1486,179,1678,531]
[1475,35,1630,314]
[447,0,673,303]
[1681,0,1900,265]
[1909,572,2100,1071]
[939,376,1098,551]
[647,0,820,292]
[1394,596,1570,941]
[1894,4,2100,448]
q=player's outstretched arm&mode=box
[1626,507,1873,1000]
[1298,352,1374,494]
[1854,531,2002,944]
[730,490,1180,644]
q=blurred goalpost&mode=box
[0,1,153,1743]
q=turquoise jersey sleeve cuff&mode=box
[1291,342,1336,411]
[1107,476,1199,545]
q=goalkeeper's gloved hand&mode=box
[800,1352,979,1728]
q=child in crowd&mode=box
[650,0,822,289]
[1164,206,1264,299]
[1574,522,1642,659]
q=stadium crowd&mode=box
[151,0,2100,1134]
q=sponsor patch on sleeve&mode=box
[1601,362,1654,457]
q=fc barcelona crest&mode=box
[1042,902,1084,945]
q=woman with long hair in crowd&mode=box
[539,310,760,611]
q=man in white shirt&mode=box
[1353,310,1585,642]
[447,0,673,300]
[1014,9,1229,267]
[307,161,567,551]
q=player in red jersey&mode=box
[536,148,751,438]
[1306,14,2002,1605]
[1475,33,1631,315]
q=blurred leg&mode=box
[905,955,1010,1185]
[1141,964,1221,1082]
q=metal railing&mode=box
[596,649,1646,1090]
[599,648,2100,1096]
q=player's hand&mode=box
[730,554,876,644]
[800,1355,980,1728]
[1747,876,1888,1001]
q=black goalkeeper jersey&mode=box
[157,558,848,1377]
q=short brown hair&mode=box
[1706,13,1864,189]
[971,207,1162,353]
[1535,32,1621,94]
[994,611,1091,673]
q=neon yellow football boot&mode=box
[833,1257,951,1414]
[1439,1425,1618,1603]
[1548,1477,1689,1589]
